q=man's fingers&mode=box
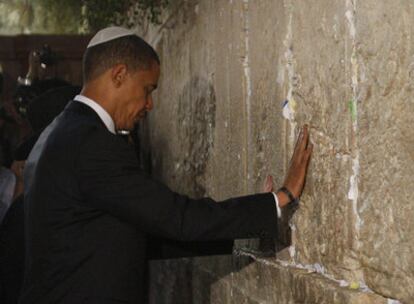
[263,175,274,192]
[306,142,313,160]
[292,127,304,159]
[292,125,309,162]
[299,125,309,152]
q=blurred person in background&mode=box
[0,66,18,224]
[0,85,80,304]
[0,144,16,224]
[13,45,70,119]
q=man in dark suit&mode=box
[20,27,313,303]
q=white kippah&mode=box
[87,26,136,48]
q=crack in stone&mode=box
[346,0,363,250]
[236,249,402,300]
[242,0,253,191]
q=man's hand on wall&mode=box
[263,175,274,192]
[277,125,313,207]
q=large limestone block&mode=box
[356,0,414,302]
[207,0,250,199]
[286,0,361,282]
[244,0,288,193]
[216,256,387,304]
[145,0,251,200]
[145,1,217,198]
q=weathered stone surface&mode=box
[356,1,414,302]
[143,0,250,201]
[287,0,361,282]
[149,255,388,304]
[140,0,413,302]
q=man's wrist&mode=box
[276,190,290,208]
[271,192,282,218]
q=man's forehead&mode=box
[134,65,159,85]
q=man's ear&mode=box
[110,64,128,88]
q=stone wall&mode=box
[140,0,413,303]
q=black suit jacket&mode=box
[20,101,278,304]
[0,195,25,304]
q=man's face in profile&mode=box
[114,62,160,131]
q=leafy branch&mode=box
[37,0,169,32]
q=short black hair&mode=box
[82,35,160,83]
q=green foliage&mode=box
[129,0,170,26]
[36,0,169,32]
[35,0,83,33]
[83,0,130,30]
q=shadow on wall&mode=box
[146,210,298,304]
[148,254,254,304]
[174,76,216,197]
[139,76,216,198]
[141,76,298,303]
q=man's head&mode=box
[82,27,160,131]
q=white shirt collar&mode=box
[74,95,116,135]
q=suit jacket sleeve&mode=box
[75,127,278,241]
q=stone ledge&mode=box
[210,255,388,304]
[149,254,389,304]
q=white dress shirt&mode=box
[74,95,116,135]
